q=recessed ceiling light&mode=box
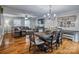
[54,13,56,17]
[47,13,50,16]
[25,17,28,19]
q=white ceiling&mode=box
[5,5,79,17]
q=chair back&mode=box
[29,32,36,44]
[59,29,63,40]
[53,30,60,44]
[56,28,63,44]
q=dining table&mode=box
[34,32,53,42]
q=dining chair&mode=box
[38,33,54,52]
[44,30,61,51]
[56,28,63,46]
[29,32,45,52]
[53,29,63,49]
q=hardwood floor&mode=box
[0,33,79,54]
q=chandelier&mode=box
[43,5,56,20]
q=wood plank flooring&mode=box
[0,33,79,54]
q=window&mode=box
[25,20,30,28]
[13,20,21,26]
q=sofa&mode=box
[11,26,30,37]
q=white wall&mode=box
[53,10,79,31]
[3,6,79,31]
[0,10,4,46]
[3,6,26,15]
[2,6,35,32]
[53,10,79,42]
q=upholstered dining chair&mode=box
[57,28,63,46]
[44,30,61,51]
[52,29,63,49]
[29,32,45,52]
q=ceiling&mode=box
[5,5,79,17]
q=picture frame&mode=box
[57,15,76,27]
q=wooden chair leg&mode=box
[50,48,53,52]
[29,46,31,52]
[56,44,58,49]
[60,39,62,44]
[48,44,53,52]
[51,44,53,51]
[29,43,31,52]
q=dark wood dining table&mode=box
[34,32,53,42]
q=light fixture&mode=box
[25,17,28,19]
[54,13,56,17]
[43,5,56,20]
[25,15,28,20]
